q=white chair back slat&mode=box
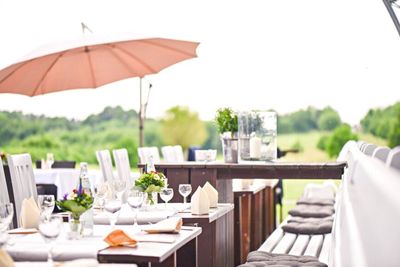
[0,160,10,204]
[363,144,377,156]
[330,143,400,267]
[173,145,185,162]
[112,148,134,188]
[96,150,114,182]
[371,146,390,162]
[137,147,160,164]
[161,146,174,162]
[386,146,400,170]
[6,153,37,227]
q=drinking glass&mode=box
[0,203,14,247]
[160,188,174,209]
[38,214,63,266]
[127,189,145,232]
[46,153,54,168]
[111,180,127,201]
[37,195,55,219]
[104,199,122,228]
[179,184,192,204]
[94,183,108,211]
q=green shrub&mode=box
[325,124,358,157]
[317,135,329,151]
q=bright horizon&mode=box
[0,0,400,125]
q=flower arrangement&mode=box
[56,187,93,221]
[134,171,166,205]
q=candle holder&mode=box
[238,111,277,163]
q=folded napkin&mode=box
[141,217,183,234]
[104,229,137,247]
[296,197,335,206]
[283,216,333,234]
[191,186,209,215]
[0,249,15,267]
[203,182,218,208]
[60,259,98,267]
[238,251,327,267]
[20,197,40,229]
[288,204,334,218]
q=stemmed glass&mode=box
[111,180,127,202]
[160,188,174,209]
[94,183,108,211]
[0,203,14,248]
[46,153,54,168]
[37,195,55,219]
[127,189,145,233]
[38,214,63,266]
[179,184,192,204]
[104,198,122,229]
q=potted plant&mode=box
[215,108,238,163]
[134,171,166,208]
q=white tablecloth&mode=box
[34,169,103,199]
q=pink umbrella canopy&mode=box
[0,36,199,96]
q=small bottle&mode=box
[146,156,156,173]
[78,162,94,236]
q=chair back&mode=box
[112,148,134,188]
[0,160,9,204]
[363,144,377,156]
[372,146,390,162]
[96,150,114,182]
[173,145,185,162]
[6,153,37,228]
[386,146,400,170]
[137,147,160,164]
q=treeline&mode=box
[361,102,400,147]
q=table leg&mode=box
[177,236,197,267]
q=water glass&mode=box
[37,195,55,219]
[127,189,145,232]
[38,214,63,265]
[46,153,54,168]
[111,180,127,201]
[179,184,192,204]
[104,199,122,228]
[94,183,108,210]
[160,188,174,209]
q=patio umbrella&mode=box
[0,33,199,146]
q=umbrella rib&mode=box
[31,53,65,96]
[105,44,156,74]
[85,47,97,88]
[138,39,198,58]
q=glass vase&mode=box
[145,192,158,210]
[68,214,82,240]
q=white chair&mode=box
[137,147,161,164]
[7,153,37,227]
[386,146,400,170]
[0,160,10,204]
[173,145,185,162]
[372,146,391,162]
[96,150,115,182]
[161,146,175,162]
[363,144,377,156]
[112,148,134,188]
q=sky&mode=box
[0,0,399,125]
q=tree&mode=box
[317,107,341,131]
[325,124,358,157]
[161,106,207,151]
[388,112,400,148]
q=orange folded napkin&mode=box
[0,249,15,267]
[104,229,137,247]
[142,217,183,234]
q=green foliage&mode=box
[317,107,341,131]
[361,102,400,141]
[290,140,304,152]
[214,107,238,135]
[112,137,139,168]
[317,135,329,151]
[320,124,358,157]
[161,106,208,151]
[135,171,166,204]
[388,112,400,147]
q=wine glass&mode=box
[94,183,108,211]
[111,180,126,202]
[46,153,54,168]
[37,195,55,219]
[38,214,63,265]
[179,184,192,204]
[160,188,174,209]
[0,203,14,248]
[127,189,145,233]
[104,198,122,229]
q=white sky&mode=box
[0,0,399,125]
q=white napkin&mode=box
[141,217,183,233]
[203,182,218,208]
[20,197,40,229]
[191,186,210,215]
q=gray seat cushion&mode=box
[288,204,334,218]
[237,251,327,267]
[282,217,333,234]
[296,197,335,206]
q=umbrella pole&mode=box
[139,78,144,147]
